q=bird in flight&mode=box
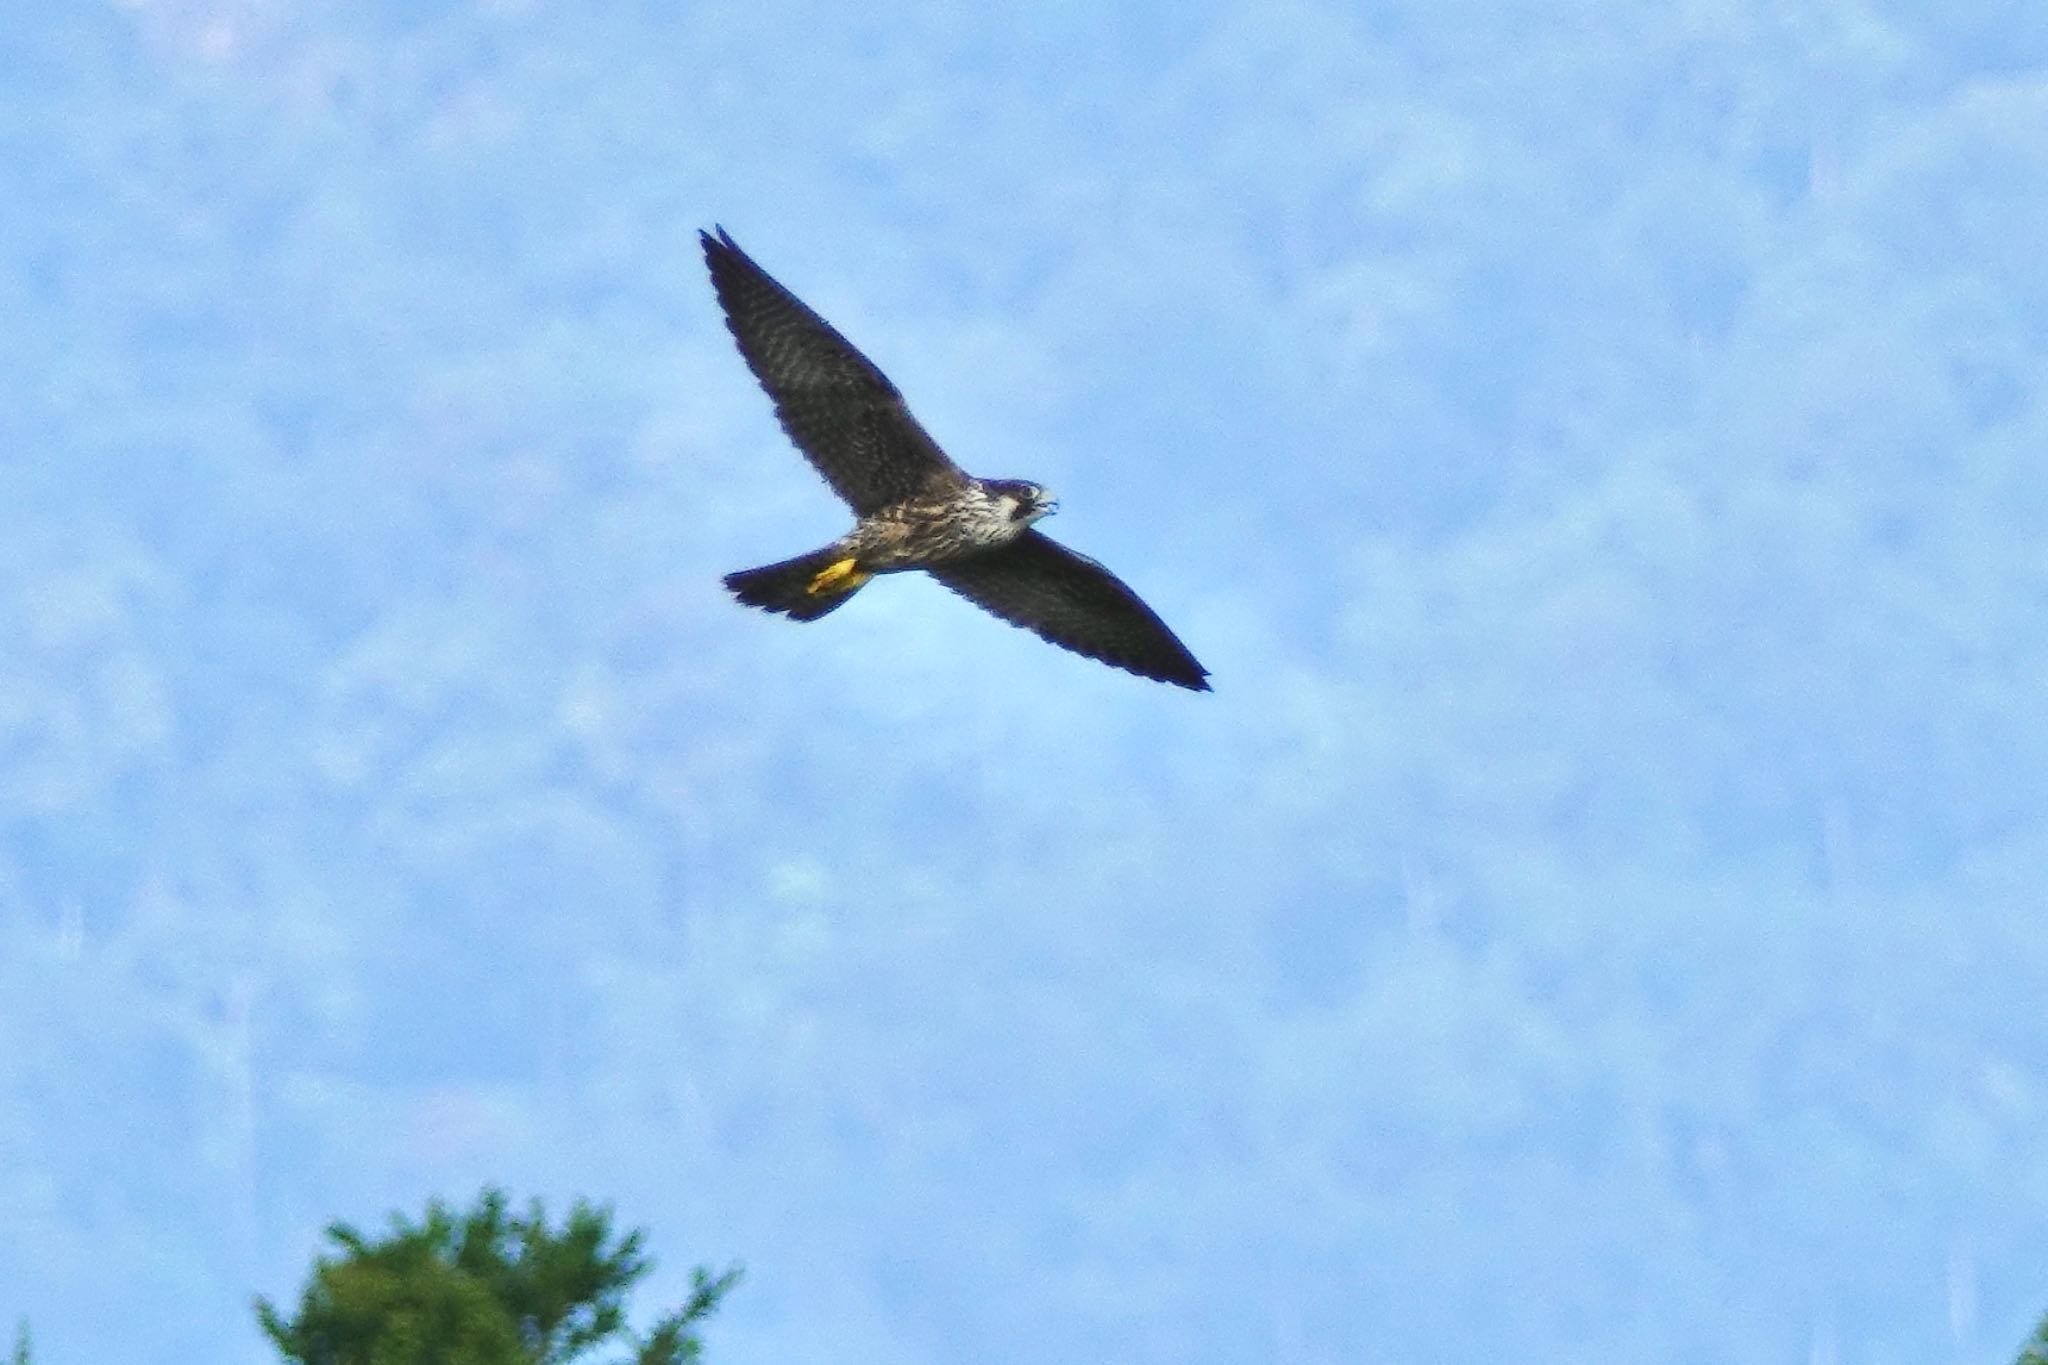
[702,228,1210,692]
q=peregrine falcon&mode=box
[703,227,1210,692]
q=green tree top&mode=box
[2020,1313,2048,1365]
[256,1188,739,1365]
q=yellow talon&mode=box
[807,557,870,596]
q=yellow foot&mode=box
[807,557,871,596]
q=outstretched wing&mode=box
[929,530,1211,691]
[702,228,965,515]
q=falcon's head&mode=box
[988,479,1058,526]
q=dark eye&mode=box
[1009,498,1033,521]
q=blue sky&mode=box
[4,1,2048,1361]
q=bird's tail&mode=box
[723,547,871,621]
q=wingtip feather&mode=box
[1156,660,1212,692]
[700,225,741,263]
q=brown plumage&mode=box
[705,228,1210,692]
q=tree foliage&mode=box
[255,1189,739,1365]
[6,4,2048,1363]
[2018,1313,2048,1365]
